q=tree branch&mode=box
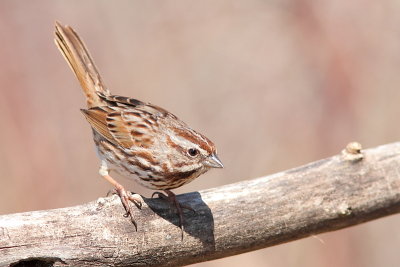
[1,142,400,267]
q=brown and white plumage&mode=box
[54,21,222,232]
[81,92,222,190]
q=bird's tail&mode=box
[54,21,110,108]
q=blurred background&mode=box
[1,1,400,266]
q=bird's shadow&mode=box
[142,191,215,250]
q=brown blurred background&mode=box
[1,1,400,266]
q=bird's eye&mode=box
[188,148,199,157]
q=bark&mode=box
[1,142,400,267]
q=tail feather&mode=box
[55,21,110,108]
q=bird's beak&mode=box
[205,153,224,168]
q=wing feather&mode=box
[81,106,155,149]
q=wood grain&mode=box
[1,142,400,267]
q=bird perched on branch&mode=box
[54,22,223,236]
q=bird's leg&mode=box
[152,190,194,240]
[99,162,142,230]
